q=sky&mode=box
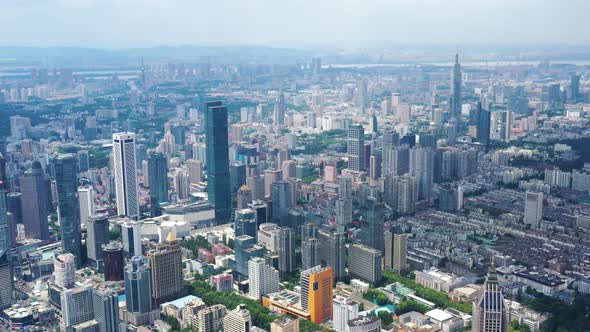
[0,0,587,49]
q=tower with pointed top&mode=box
[451,53,462,121]
[472,259,508,332]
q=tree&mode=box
[377,311,393,326]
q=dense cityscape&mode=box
[1,2,590,332]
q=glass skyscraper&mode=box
[205,101,231,223]
[53,154,82,266]
[147,150,169,215]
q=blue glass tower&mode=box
[205,101,231,223]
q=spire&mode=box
[455,53,459,64]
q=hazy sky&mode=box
[0,0,587,48]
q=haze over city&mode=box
[0,2,589,332]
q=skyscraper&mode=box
[205,101,231,223]
[54,253,76,288]
[475,103,491,152]
[450,53,462,121]
[300,266,333,324]
[147,231,184,305]
[524,191,543,228]
[278,227,296,277]
[318,229,346,281]
[0,251,13,309]
[60,286,94,332]
[472,261,508,332]
[124,256,152,314]
[78,185,95,228]
[147,151,169,212]
[102,241,124,281]
[20,161,50,241]
[93,287,120,332]
[273,93,286,126]
[271,180,293,226]
[0,187,10,253]
[53,154,82,266]
[347,125,365,171]
[361,196,384,253]
[113,133,140,220]
[122,220,142,258]
[234,208,258,240]
[571,74,581,101]
[248,257,279,300]
[86,215,110,271]
[410,146,434,201]
[384,226,407,274]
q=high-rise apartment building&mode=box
[248,257,279,300]
[524,191,543,228]
[333,295,359,332]
[224,304,252,332]
[384,226,408,274]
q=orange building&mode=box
[300,266,333,324]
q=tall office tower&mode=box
[409,146,434,200]
[60,286,94,332]
[300,266,333,324]
[273,93,286,125]
[347,125,365,171]
[196,304,226,332]
[339,176,353,199]
[335,197,352,233]
[230,162,247,194]
[348,243,382,284]
[0,251,13,309]
[547,83,562,106]
[356,79,368,110]
[317,229,346,281]
[237,185,253,209]
[113,133,140,220]
[247,175,264,201]
[450,53,462,121]
[6,192,22,226]
[348,316,382,332]
[20,161,50,241]
[333,295,359,332]
[125,256,152,315]
[278,227,296,277]
[384,226,407,274]
[271,317,300,332]
[54,253,76,288]
[249,200,268,225]
[102,241,124,281]
[472,261,508,332]
[147,151,169,210]
[0,187,10,253]
[205,101,231,223]
[571,74,581,101]
[475,103,491,152]
[122,220,142,257]
[77,150,90,173]
[53,154,82,266]
[264,169,283,197]
[446,119,458,146]
[147,231,183,305]
[500,111,512,142]
[361,197,384,253]
[235,208,257,240]
[78,185,95,227]
[86,215,110,271]
[224,304,252,332]
[235,235,263,276]
[524,191,543,228]
[248,257,279,300]
[271,180,292,226]
[93,287,120,332]
[187,159,203,184]
[282,160,297,179]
